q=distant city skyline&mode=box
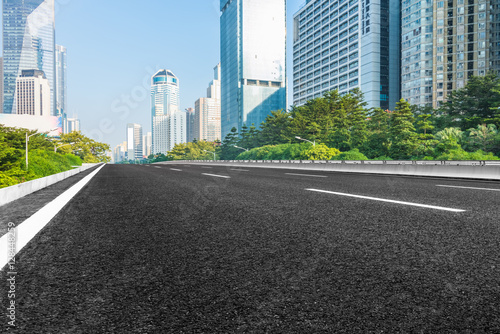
[5,0,302,149]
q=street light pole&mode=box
[232,145,249,152]
[295,136,315,147]
[54,142,75,153]
[202,149,216,161]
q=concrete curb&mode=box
[158,161,500,181]
[0,163,104,207]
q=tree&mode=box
[60,131,111,163]
[364,108,391,158]
[441,72,500,130]
[239,123,251,150]
[327,104,350,151]
[414,114,438,157]
[343,88,368,149]
[167,141,219,161]
[259,110,292,146]
[465,124,498,152]
[434,127,464,155]
[219,127,240,160]
[247,124,260,149]
[389,99,418,159]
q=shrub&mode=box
[236,143,341,161]
[435,149,500,161]
[331,148,369,161]
[302,144,341,160]
[372,156,393,161]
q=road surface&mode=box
[1,164,499,332]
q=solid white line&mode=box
[202,173,231,179]
[170,168,182,172]
[286,173,327,178]
[201,167,213,169]
[436,185,500,192]
[230,169,250,172]
[0,164,106,271]
[306,188,466,213]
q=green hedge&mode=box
[0,150,82,189]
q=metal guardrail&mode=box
[179,160,500,167]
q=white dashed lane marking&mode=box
[436,185,500,192]
[202,173,231,179]
[286,173,327,178]
[306,188,466,213]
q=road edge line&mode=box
[0,164,106,271]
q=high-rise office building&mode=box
[2,0,55,115]
[220,0,287,137]
[195,98,221,142]
[151,69,186,154]
[207,63,221,101]
[142,132,152,157]
[292,0,401,110]
[127,123,143,161]
[55,45,67,118]
[168,111,186,149]
[15,70,51,116]
[194,63,221,142]
[401,0,500,108]
[185,107,196,143]
[66,116,80,133]
[0,57,3,113]
[113,141,127,164]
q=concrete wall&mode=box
[158,160,500,181]
[0,163,103,207]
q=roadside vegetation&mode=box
[0,126,110,188]
[161,73,500,162]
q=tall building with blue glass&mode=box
[292,0,400,110]
[2,0,55,115]
[151,70,185,154]
[220,0,287,138]
[55,44,67,118]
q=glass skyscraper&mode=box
[151,69,185,154]
[55,44,67,118]
[220,0,287,138]
[292,0,401,110]
[2,0,55,115]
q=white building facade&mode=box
[292,0,401,110]
[151,69,186,154]
[113,141,127,164]
[127,123,143,161]
[194,63,222,142]
[15,70,51,116]
[401,0,500,108]
[142,132,152,157]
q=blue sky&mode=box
[54,0,304,148]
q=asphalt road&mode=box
[2,164,500,333]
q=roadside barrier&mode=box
[0,163,104,207]
[157,160,500,181]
